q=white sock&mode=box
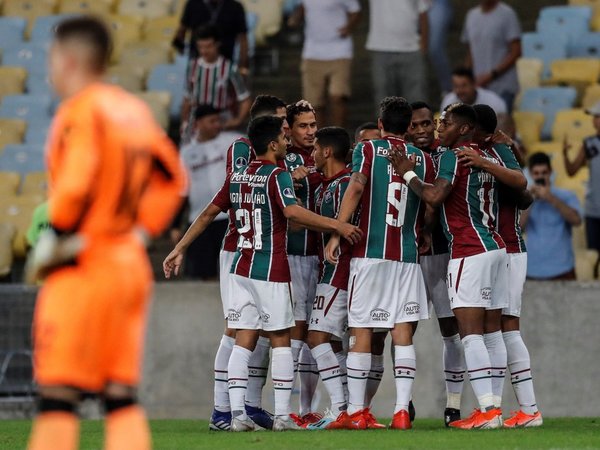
[462,334,495,411]
[312,343,346,413]
[503,331,538,415]
[299,343,319,416]
[245,336,270,408]
[335,350,348,402]
[291,339,304,386]
[442,333,465,410]
[228,345,252,420]
[272,347,294,417]
[214,335,234,412]
[394,345,416,414]
[484,331,507,408]
[365,353,384,407]
[346,352,371,414]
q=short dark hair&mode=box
[379,96,412,135]
[473,104,497,134]
[250,95,286,119]
[286,100,315,127]
[528,152,552,170]
[54,16,112,72]
[354,122,378,141]
[194,24,220,42]
[194,104,220,120]
[452,67,476,82]
[315,127,351,162]
[445,103,478,128]
[247,116,284,156]
[410,101,433,113]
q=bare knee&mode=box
[501,315,520,332]
[306,331,330,349]
[438,317,459,337]
[370,331,387,355]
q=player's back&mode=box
[47,83,183,240]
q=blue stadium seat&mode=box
[30,14,76,43]
[0,17,27,47]
[26,72,52,95]
[147,64,186,118]
[519,87,578,140]
[522,32,569,79]
[537,13,590,43]
[24,121,51,145]
[0,144,45,174]
[1,43,48,74]
[0,95,52,121]
[569,32,600,57]
[540,5,593,22]
[283,0,301,16]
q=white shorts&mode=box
[421,253,454,319]
[308,284,348,339]
[502,252,527,317]
[348,258,429,329]
[288,255,319,322]
[219,250,235,319]
[227,274,295,331]
[447,248,509,310]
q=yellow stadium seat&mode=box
[119,42,172,70]
[513,111,544,148]
[104,14,144,62]
[58,0,113,14]
[575,249,599,281]
[0,223,16,277]
[105,65,146,91]
[2,0,57,36]
[0,172,21,195]
[582,84,600,109]
[21,171,47,196]
[549,58,600,85]
[239,0,284,46]
[517,58,543,91]
[117,0,171,19]
[570,0,600,30]
[172,0,186,15]
[0,67,27,100]
[136,91,171,129]
[552,109,596,143]
[0,118,26,151]
[0,194,43,258]
[143,15,179,43]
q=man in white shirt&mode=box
[289,0,361,128]
[366,0,429,108]
[177,104,242,279]
[440,67,507,116]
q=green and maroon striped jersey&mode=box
[352,136,435,262]
[437,143,506,259]
[212,159,298,282]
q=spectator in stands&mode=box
[440,67,507,116]
[175,105,242,279]
[172,0,249,73]
[26,202,50,248]
[366,0,429,107]
[288,0,361,128]
[428,0,453,97]
[181,25,251,141]
[521,152,582,280]
[563,102,600,278]
[461,0,521,112]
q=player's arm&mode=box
[283,204,361,242]
[563,138,587,177]
[456,147,527,190]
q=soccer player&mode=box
[388,103,507,430]
[325,97,433,430]
[164,95,288,431]
[354,122,381,144]
[406,101,464,426]
[27,16,186,450]
[164,116,362,432]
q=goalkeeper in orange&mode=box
[26,16,186,450]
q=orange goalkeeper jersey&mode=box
[46,82,186,239]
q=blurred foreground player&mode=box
[27,16,186,450]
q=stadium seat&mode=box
[569,32,600,57]
[513,111,544,148]
[536,11,590,43]
[117,0,172,19]
[548,58,600,85]
[540,5,593,22]
[283,0,301,15]
[119,42,172,71]
[0,194,43,257]
[0,95,52,121]
[0,144,46,174]
[0,119,26,151]
[30,14,75,42]
[105,65,146,91]
[2,1,57,36]
[1,43,49,74]
[239,0,284,46]
[21,171,47,196]
[25,72,52,95]
[582,83,600,109]
[24,120,51,145]
[575,249,599,281]
[58,0,113,15]
[143,16,179,43]
[522,32,569,79]
[516,58,543,91]
[146,64,185,117]
[0,17,27,46]
[0,223,16,277]
[519,87,578,140]
[104,14,144,62]
[0,68,27,101]
[572,222,587,250]
[136,91,171,129]
[552,109,597,143]
[0,172,21,195]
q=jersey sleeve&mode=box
[422,151,436,184]
[504,7,522,42]
[229,66,251,102]
[273,170,298,210]
[493,144,520,170]
[211,176,232,212]
[437,150,459,185]
[343,0,361,13]
[226,139,252,174]
[352,142,372,179]
[334,178,350,217]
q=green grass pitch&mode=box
[1,418,599,449]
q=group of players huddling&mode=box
[163,94,543,432]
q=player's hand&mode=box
[387,145,416,176]
[491,129,514,146]
[291,165,310,182]
[25,230,85,284]
[163,247,185,279]
[419,231,432,255]
[457,148,487,169]
[325,234,341,264]
[337,222,363,245]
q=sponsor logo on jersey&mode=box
[286,153,298,162]
[404,301,420,316]
[231,172,268,188]
[370,308,391,322]
[235,156,248,168]
[481,287,492,302]
[227,308,242,321]
[283,187,295,199]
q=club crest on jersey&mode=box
[235,156,248,168]
[227,309,242,321]
[370,308,390,322]
[283,187,295,198]
[286,153,298,162]
[323,191,333,204]
[404,301,420,316]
